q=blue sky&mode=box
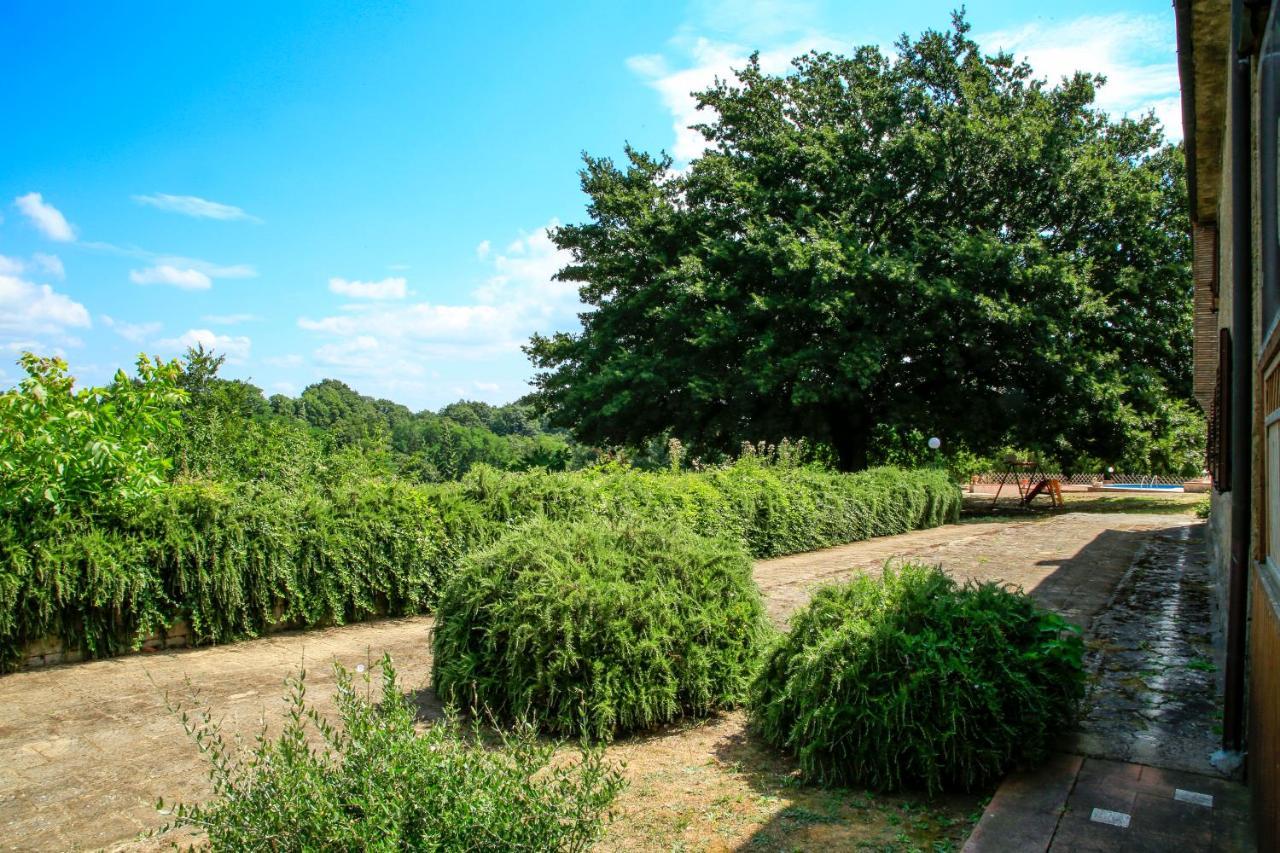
[0,0,1181,410]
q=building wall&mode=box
[1249,566,1280,842]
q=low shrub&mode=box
[432,516,770,741]
[158,656,625,852]
[750,564,1085,794]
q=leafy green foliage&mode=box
[528,14,1198,472]
[158,656,625,851]
[432,516,770,741]
[457,461,961,559]
[0,477,458,663]
[750,564,1085,794]
[0,352,185,521]
[0,458,956,668]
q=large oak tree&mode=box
[528,15,1194,471]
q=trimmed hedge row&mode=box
[458,463,960,558]
[0,463,959,668]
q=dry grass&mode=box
[594,711,984,852]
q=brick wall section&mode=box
[1193,223,1220,412]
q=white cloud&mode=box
[265,353,304,368]
[627,21,844,163]
[475,240,491,260]
[132,193,262,223]
[130,265,212,290]
[13,192,75,242]
[202,313,262,324]
[155,328,252,363]
[474,381,500,392]
[272,380,296,394]
[32,253,64,279]
[0,273,91,339]
[328,276,408,300]
[631,9,1182,164]
[298,220,579,393]
[0,255,24,275]
[79,241,259,280]
[979,13,1181,138]
[101,315,162,343]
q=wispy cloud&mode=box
[132,193,262,223]
[328,276,408,300]
[202,313,262,325]
[101,315,162,343]
[978,13,1181,138]
[79,240,258,280]
[265,353,304,368]
[155,328,252,363]
[631,8,1183,163]
[130,265,212,291]
[13,192,75,242]
[627,3,845,163]
[32,253,64,279]
[298,220,579,397]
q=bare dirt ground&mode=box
[0,502,1200,852]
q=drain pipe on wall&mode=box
[1223,0,1255,755]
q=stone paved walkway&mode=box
[0,511,1194,851]
[964,522,1256,851]
[1068,524,1223,775]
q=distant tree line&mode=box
[169,347,595,486]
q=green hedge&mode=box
[750,564,1085,794]
[0,463,959,668]
[432,517,769,740]
[456,462,961,558]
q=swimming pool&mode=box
[1101,483,1185,492]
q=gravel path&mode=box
[0,510,1194,851]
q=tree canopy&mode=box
[527,14,1197,471]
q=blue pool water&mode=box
[1102,483,1184,492]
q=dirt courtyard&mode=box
[0,504,1200,851]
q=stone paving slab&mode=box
[965,756,1253,852]
[0,511,1191,851]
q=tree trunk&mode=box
[826,407,870,472]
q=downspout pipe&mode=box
[1224,0,1254,754]
[1175,0,1199,221]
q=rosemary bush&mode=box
[0,462,957,668]
[432,516,770,741]
[457,462,961,558]
[159,656,625,851]
[750,564,1085,794]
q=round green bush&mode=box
[431,516,770,741]
[750,564,1084,793]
